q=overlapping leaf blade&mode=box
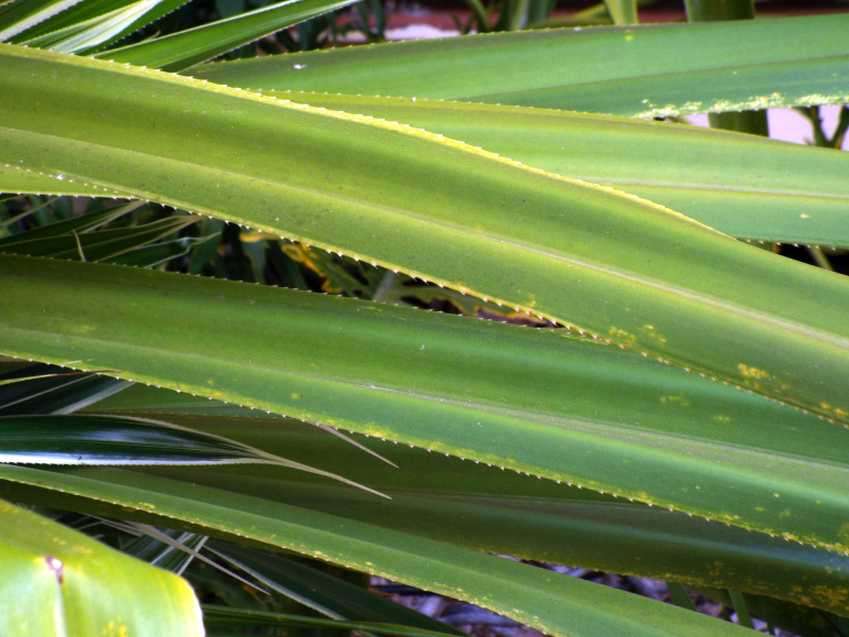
[4,45,849,424]
[82,397,849,615]
[3,254,849,555]
[8,91,849,247]
[0,411,384,495]
[0,464,752,637]
[193,12,849,116]
[269,92,849,246]
[201,605,460,637]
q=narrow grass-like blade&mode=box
[207,542,462,631]
[101,0,362,71]
[0,200,143,245]
[0,214,198,261]
[0,365,128,415]
[0,413,385,496]
[0,0,83,40]
[202,605,462,637]
[15,0,189,52]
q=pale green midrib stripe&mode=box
[2,324,846,482]
[269,92,849,199]
[584,178,849,202]
[6,129,849,354]
[7,133,849,212]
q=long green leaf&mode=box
[4,254,849,555]
[4,45,849,425]
[0,413,343,466]
[192,12,849,116]
[0,464,753,637]
[9,92,849,247]
[84,399,849,616]
[271,92,849,246]
[0,497,203,636]
[100,0,362,71]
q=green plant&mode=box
[2,0,849,635]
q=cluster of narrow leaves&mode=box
[2,0,849,635]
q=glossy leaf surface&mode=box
[0,497,203,636]
[0,413,347,467]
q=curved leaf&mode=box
[3,254,849,555]
[0,497,203,636]
[85,401,849,616]
[0,412,385,495]
[271,92,849,246]
[4,46,849,425]
[0,464,753,637]
[8,92,849,247]
[193,12,849,116]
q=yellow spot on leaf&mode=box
[738,363,770,380]
[608,326,636,349]
[659,395,690,407]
